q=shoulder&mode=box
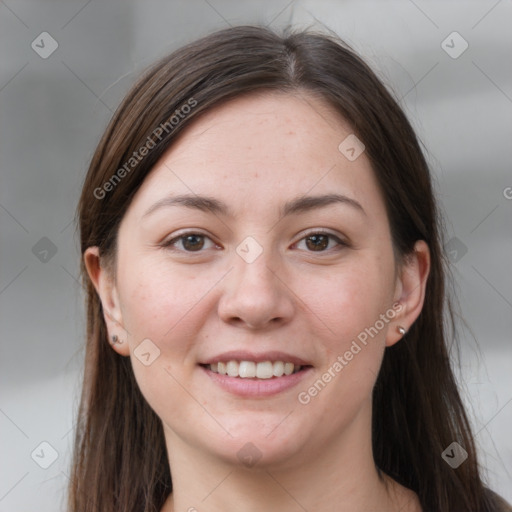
[484,488,512,512]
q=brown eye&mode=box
[163,232,216,252]
[295,231,347,253]
[305,234,330,251]
[181,234,205,251]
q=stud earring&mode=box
[397,326,406,336]
[112,334,119,345]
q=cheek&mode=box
[295,254,394,408]
[117,259,220,384]
[300,255,394,353]
[116,260,214,424]
[119,258,205,337]
[296,275,389,422]
[116,255,239,408]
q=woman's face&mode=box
[91,92,424,469]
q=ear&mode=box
[386,240,431,347]
[83,247,130,356]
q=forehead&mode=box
[125,92,385,222]
[164,91,353,171]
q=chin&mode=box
[203,417,313,469]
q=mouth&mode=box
[200,360,308,379]
[198,352,313,397]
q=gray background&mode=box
[1,0,511,510]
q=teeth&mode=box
[207,360,302,379]
[226,361,239,377]
[256,361,273,379]
[239,361,256,378]
[273,361,284,377]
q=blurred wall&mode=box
[1,1,511,509]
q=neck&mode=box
[160,403,420,512]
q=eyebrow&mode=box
[142,192,366,219]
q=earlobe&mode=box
[386,240,431,347]
[83,247,130,356]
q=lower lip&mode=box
[200,366,313,397]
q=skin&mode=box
[85,91,429,512]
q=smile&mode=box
[206,360,302,379]
[199,350,312,396]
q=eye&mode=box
[162,232,218,252]
[293,230,348,253]
[161,229,348,254]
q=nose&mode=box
[217,248,295,330]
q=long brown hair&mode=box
[71,25,500,511]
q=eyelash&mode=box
[161,229,349,254]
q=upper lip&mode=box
[200,350,311,366]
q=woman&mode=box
[69,25,511,511]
